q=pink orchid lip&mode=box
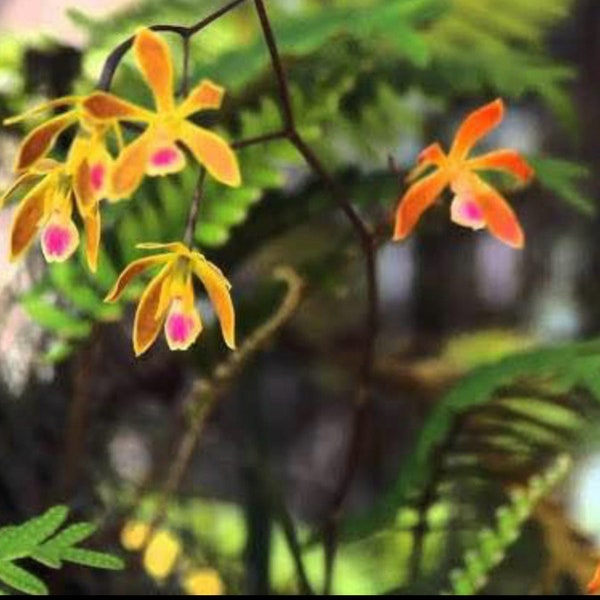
[165,302,199,350]
[450,193,486,231]
[42,222,75,260]
[151,147,180,168]
[90,163,105,192]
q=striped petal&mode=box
[134,29,174,113]
[191,253,235,349]
[178,80,224,118]
[3,96,79,126]
[83,92,150,122]
[179,121,240,187]
[450,99,504,160]
[133,264,173,356]
[105,254,173,302]
[467,149,534,183]
[9,178,51,261]
[393,169,448,241]
[1,171,43,208]
[15,112,77,171]
[40,212,80,263]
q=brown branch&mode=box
[183,168,206,246]
[252,1,380,592]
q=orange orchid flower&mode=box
[393,99,534,248]
[105,242,236,356]
[82,28,241,199]
[0,151,102,271]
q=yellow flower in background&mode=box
[105,242,236,356]
[120,520,151,551]
[143,530,181,580]
[183,568,224,596]
[82,28,241,200]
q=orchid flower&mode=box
[393,99,534,248]
[105,242,235,356]
[82,28,241,199]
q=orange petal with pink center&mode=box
[82,92,150,122]
[15,112,77,171]
[134,29,174,113]
[146,142,186,177]
[9,178,51,261]
[450,193,486,230]
[191,253,235,349]
[470,175,524,249]
[393,169,448,241]
[105,253,174,302]
[178,80,225,118]
[111,130,153,199]
[133,264,173,356]
[84,207,101,273]
[164,297,202,351]
[449,99,504,160]
[40,213,80,263]
[467,149,534,183]
[179,122,241,188]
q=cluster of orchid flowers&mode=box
[1,28,534,357]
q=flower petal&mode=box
[588,564,600,594]
[467,149,534,183]
[105,253,173,302]
[178,80,224,118]
[393,169,448,241]
[73,159,96,215]
[83,92,150,122]
[3,96,79,126]
[137,241,189,255]
[133,263,173,356]
[134,29,174,113]
[179,122,241,187]
[450,99,504,160]
[111,129,153,199]
[407,143,446,182]
[1,172,43,208]
[146,143,186,177]
[450,193,486,230]
[84,207,101,273]
[41,213,80,263]
[191,253,235,349]
[164,297,202,351]
[15,112,77,171]
[470,175,524,249]
[9,179,51,261]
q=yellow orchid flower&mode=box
[0,151,101,270]
[105,242,236,356]
[82,28,241,199]
[4,96,115,203]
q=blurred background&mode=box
[1,0,600,594]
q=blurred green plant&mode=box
[0,505,123,595]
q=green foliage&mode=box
[0,506,123,595]
[445,454,571,595]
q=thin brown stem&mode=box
[252,1,380,591]
[97,0,249,91]
[179,35,191,98]
[232,129,289,149]
[183,169,206,246]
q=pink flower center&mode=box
[461,199,483,222]
[90,163,105,192]
[42,224,72,258]
[166,311,195,345]
[151,147,179,168]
